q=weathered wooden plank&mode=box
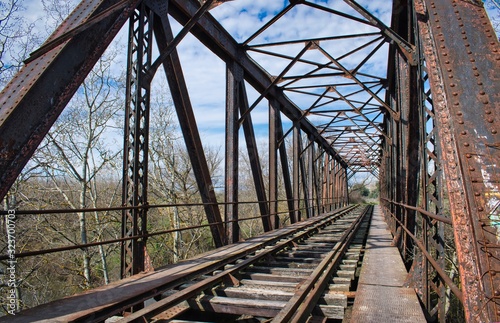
[337,270,356,279]
[219,287,293,301]
[247,265,312,276]
[239,279,298,291]
[321,293,348,307]
[240,272,305,283]
[187,296,286,317]
[340,263,357,271]
[312,304,345,319]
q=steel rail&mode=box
[272,205,372,322]
[118,206,357,323]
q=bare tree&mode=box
[31,51,124,286]
[0,0,39,85]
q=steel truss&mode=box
[0,0,498,321]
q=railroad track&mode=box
[116,205,373,323]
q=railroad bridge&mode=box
[0,0,499,322]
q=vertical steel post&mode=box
[269,101,279,229]
[307,135,315,217]
[324,154,330,212]
[225,61,242,243]
[299,133,311,218]
[121,3,153,278]
[293,124,301,222]
[276,112,295,224]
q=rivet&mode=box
[470,58,475,62]
[469,166,475,171]
[479,90,485,95]
[463,36,467,40]
[443,52,448,56]
[445,60,450,64]
[477,81,483,85]
[464,142,469,146]
[453,92,458,96]
[487,118,494,123]
[493,130,498,134]
[450,83,456,87]
[466,154,472,158]
[459,120,464,124]
[457,112,463,116]
[474,72,480,76]
[465,44,470,47]
[495,290,500,297]
[454,102,460,106]
[435,19,440,22]
[474,192,481,196]
[461,31,466,34]
[449,75,453,79]
[485,110,492,115]
[461,131,467,135]
[478,207,484,212]
[440,45,446,49]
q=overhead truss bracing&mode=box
[0,0,498,322]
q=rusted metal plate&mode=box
[351,206,426,322]
[415,0,500,321]
[351,284,426,323]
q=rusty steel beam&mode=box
[0,0,141,201]
[225,61,242,243]
[153,12,226,248]
[293,125,301,222]
[276,111,295,224]
[121,2,154,279]
[307,136,315,217]
[342,0,416,63]
[239,81,272,232]
[415,0,500,321]
[167,0,348,170]
[270,100,279,229]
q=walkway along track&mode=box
[118,205,373,323]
